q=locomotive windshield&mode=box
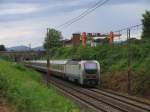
[84,63,97,74]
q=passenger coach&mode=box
[25,59,100,86]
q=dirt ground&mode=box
[101,71,150,101]
[0,98,15,112]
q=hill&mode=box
[32,46,45,51]
[50,39,150,98]
[7,46,45,52]
[7,46,30,51]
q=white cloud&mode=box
[0,28,31,39]
[61,3,150,35]
[0,1,149,47]
[0,27,44,47]
[0,3,40,15]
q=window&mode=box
[84,63,97,74]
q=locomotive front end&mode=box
[82,61,100,86]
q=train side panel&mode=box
[65,63,81,83]
[50,63,65,77]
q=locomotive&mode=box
[25,60,100,86]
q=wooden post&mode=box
[127,28,131,94]
[109,32,114,44]
[82,32,87,47]
[47,53,50,85]
[46,28,50,86]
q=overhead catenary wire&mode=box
[102,24,142,35]
[57,0,110,29]
[58,0,109,29]
[114,24,142,33]
[57,0,105,28]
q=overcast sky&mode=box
[0,0,150,47]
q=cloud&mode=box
[0,3,40,15]
[0,0,95,22]
[61,3,150,36]
[0,26,45,47]
[0,0,149,47]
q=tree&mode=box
[43,28,63,82]
[43,28,63,62]
[44,28,63,50]
[0,45,6,51]
[142,11,150,39]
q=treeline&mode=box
[0,45,6,51]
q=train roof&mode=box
[29,60,68,64]
[27,59,99,65]
[50,60,68,64]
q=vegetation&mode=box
[142,10,150,39]
[0,45,6,51]
[0,60,79,112]
[43,28,63,69]
[50,39,150,98]
[43,28,62,50]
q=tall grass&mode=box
[0,60,79,112]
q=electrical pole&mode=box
[46,28,50,86]
[127,28,131,94]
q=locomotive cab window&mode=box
[84,63,97,74]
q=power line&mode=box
[114,24,142,33]
[57,0,105,28]
[57,0,110,29]
[58,0,109,29]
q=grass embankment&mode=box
[0,60,80,112]
[51,39,150,98]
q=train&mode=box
[25,59,100,86]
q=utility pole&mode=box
[46,28,50,86]
[127,28,131,94]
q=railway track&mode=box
[47,77,123,112]
[27,65,150,112]
[45,76,150,112]
[90,89,150,111]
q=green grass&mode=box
[51,39,150,73]
[0,60,80,112]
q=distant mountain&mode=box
[7,46,30,51]
[32,46,45,51]
[7,46,45,52]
